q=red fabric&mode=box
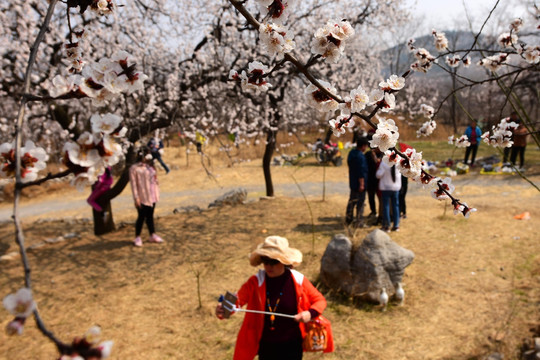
[233,270,332,360]
[399,142,412,153]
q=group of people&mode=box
[86,133,170,247]
[464,112,529,170]
[346,136,407,232]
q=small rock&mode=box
[522,349,537,360]
[0,252,19,261]
[534,337,540,352]
[484,352,503,360]
[27,242,46,250]
[63,233,79,239]
[44,236,65,244]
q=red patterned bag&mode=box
[303,315,334,352]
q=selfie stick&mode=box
[220,291,296,319]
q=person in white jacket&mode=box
[376,161,402,232]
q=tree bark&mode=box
[262,129,276,197]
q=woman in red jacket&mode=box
[216,236,333,360]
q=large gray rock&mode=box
[208,188,247,208]
[320,230,415,302]
[320,234,354,294]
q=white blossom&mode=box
[432,29,449,52]
[379,74,405,91]
[304,80,339,112]
[369,118,399,152]
[259,23,295,60]
[497,32,518,49]
[477,54,508,72]
[91,113,122,135]
[3,288,35,318]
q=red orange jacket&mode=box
[233,269,333,360]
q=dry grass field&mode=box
[1,141,540,359]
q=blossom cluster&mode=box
[64,27,88,73]
[432,29,449,52]
[445,54,471,68]
[311,19,355,63]
[0,140,49,183]
[448,134,471,148]
[477,53,509,72]
[481,117,519,148]
[3,288,36,336]
[384,147,423,180]
[258,22,296,60]
[90,0,116,15]
[62,113,125,190]
[50,50,148,106]
[369,118,399,152]
[255,0,295,24]
[325,74,404,136]
[416,104,437,138]
[229,61,272,92]
[407,39,437,73]
[57,326,113,360]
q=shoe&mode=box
[391,227,400,232]
[133,237,143,247]
[401,214,407,219]
[380,227,389,232]
[149,234,164,243]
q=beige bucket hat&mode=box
[249,236,303,267]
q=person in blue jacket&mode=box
[147,134,170,174]
[463,120,482,167]
[346,137,369,227]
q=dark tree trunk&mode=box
[451,69,458,134]
[262,129,276,197]
[93,200,115,235]
[324,128,333,144]
[91,148,135,236]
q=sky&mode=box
[406,0,524,35]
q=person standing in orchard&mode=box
[345,137,369,227]
[129,147,164,247]
[215,236,333,360]
[376,160,402,232]
[463,119,482,167]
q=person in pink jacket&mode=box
[129,147,164,247]
[216,236,333,360]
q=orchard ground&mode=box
[1,139,540,359]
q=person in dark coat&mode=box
[345,137,369,227]
[365,142,382,224]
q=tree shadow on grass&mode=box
[293,215,344,236]
[70,240,132,252]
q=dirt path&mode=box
[1,168,535,223]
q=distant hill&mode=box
[382,30,488,81]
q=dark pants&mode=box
[510,146,526,168]
[258,338,303,360]
[345,190,366,225]
[367,187,377,215]
[399,176,408,216]
[503,147,511,163]
[464,144,478,165]
[135,204,155,236]
[151,151,170,173]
